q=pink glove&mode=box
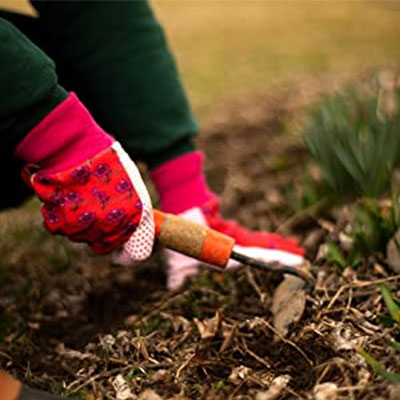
[151,152,305,290]
[15,93,154,262]
[166,206,304,290]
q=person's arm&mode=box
[0,17,67,157]
[0,17,154,262]
[30,0,198,168]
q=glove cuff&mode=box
[14,92,114,174]
[150,151,216,214]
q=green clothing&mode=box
[0,0,197,170]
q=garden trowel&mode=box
[153,210,313,283]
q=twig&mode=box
[136,290,190,324]
[246,268,267,304]
[175,353,196,381]
[68,366,131,393]
[241,338,272,369]
[345,274,400,289]
[261,320,314,366]
[337,386,366,392]
[342,287,353,321]
[276,197,331,234]
[317,285,346,320]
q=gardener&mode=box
[0,1,305,399]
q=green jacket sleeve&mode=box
[0,17,67,157]
[31,0,198,168]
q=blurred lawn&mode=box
[2,1,400,118]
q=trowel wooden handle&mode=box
[153,210,235,268]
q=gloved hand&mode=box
[14,93,154,263]
[150,150,305,290]
[166,200,305,290]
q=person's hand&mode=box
[15,93,154,263]
[166,201,305,290]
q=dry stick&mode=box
[175,353,196,381]
[227,379,246,400]
[319,307,347,316]
[367,327,397,345]
[246,268,267,304]
[337,386,366,393]
[220,323,238,353]
[240,338,272,369]
[0,350,12,360]
[326,285,346,311]
[345,274,400,289]
[342,287,353,321]
[68,365,131,393]
[136,289,190,324]
[338,362,355,400]
[283,386,306,400]
[261,320,314,366]
[316,364,332,385]
[317,285,346,320]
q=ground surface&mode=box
[0,73,399,399]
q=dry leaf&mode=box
[100,334,116,349]
[56,343,98,361]
[111,374,134,400]
[271,275,306,337]
[386,229,400,273]
[149,369,170,384]
[313,382,337,400]
[228,365,251,385]
[194,310,221,340]
[329,323,367,351]
[390,384,400,400]
[85,394,103,400]
[138,389,163,400]
[220,323,237,353]
[255,375,291,400]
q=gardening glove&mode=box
[14,93,154,262]
[150,152,305,289]
[166,200,305,289]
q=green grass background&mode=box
[2,1,400,118]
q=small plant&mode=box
[305,75,400,266]
[359,284,400,382]
[326,241,362,270]
[285,172,330,213]
[326,196,400,268]
[305,76,400,199]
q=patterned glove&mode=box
[15,93,154,262]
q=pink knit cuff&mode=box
[14,92,114,174]
[150,151,216,214]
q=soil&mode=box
[0,72,399,399]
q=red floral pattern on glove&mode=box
[32,147,143,254]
